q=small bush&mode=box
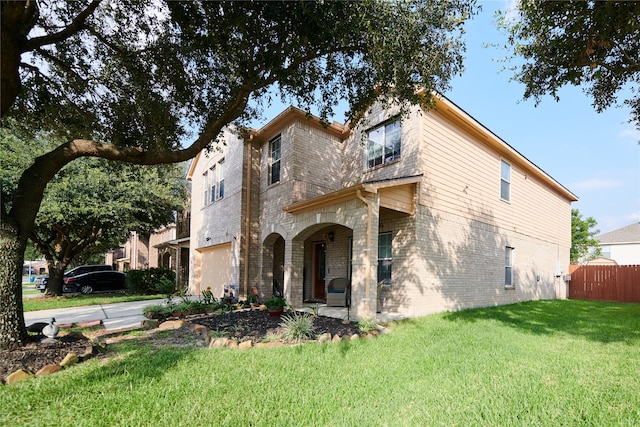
[280,311,315,342]
[358,318,377,334]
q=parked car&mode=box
[35,264,113,292]
[62,270,127,294]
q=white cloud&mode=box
[570,179,624,191]
[619,128,640,140]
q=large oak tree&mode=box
[0,0,476,348]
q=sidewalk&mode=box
[24,298,166,331]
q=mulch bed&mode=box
[0,333,94,381]
[2,309,361,381]
[189,309,361,342]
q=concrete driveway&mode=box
[24,298,166,331]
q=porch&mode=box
[297,303,405,323]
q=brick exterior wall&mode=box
[189,103,574,320]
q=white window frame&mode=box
[268,135,281,185]
[505,246,514,288]
[202,170,209,206]
[209,165,216,204]
[500,160,511,202]
[204,159,225,206]
[217,159,225,200]
[366,119,401,169]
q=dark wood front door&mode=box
[313,242,326,301]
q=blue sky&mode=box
[258,1,639,235]
[446,1,640,234]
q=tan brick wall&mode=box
[190,101,573,318]
[188,129,246,294]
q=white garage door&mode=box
[196,243,232,296]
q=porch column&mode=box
[284,238,304,308]
[351,192,380,319]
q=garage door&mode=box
[195,243,232,296]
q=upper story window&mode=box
[202,170,209,205]
[367,119,401,168]
[209,165,217,203]
[204,158,225,206]
[217,159,225,200]
[268,135,281,185]
[500,160,511,202]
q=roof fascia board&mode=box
[252,106,346,142]
[283,184,375,214]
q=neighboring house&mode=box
[596,222,640,265]
[104,209,191,287]
[151,208,191,287]
[23,260,48,276]
[105,231,150,272]
[187,95,577,320]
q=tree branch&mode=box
[24,0,102,52]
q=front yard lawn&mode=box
[2,299,639,425]
[22,293,165,312]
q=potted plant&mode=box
[264,296,287,317]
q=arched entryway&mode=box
[161,252,171,270]
[261,233,285,299]
[293,223,353,304]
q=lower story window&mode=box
[505,246,514,287]
[377,232,392,285]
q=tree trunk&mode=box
[46,262,68,296]
[0,220,28,349]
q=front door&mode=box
[312,242,326,301]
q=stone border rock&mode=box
[4,337,106,385]
[153,318,391,351]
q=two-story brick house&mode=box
[187,95,577,320]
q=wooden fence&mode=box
[569,265,640,303]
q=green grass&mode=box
[21,286,40,296]
[2,300,639,426]
[22,293,165,312]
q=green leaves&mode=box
[570,208,601,263]
[2,123,186,269]
[498,1,640,131]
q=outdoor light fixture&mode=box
[327,231,335,242]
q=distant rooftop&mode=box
[597,222,640,244]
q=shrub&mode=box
[264,296,287,310]
[126,268,176,295]
[280,311,315,342]
[358,318,377,334]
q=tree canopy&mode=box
[0,0,477,348]
[1,123,187,294]
[571,208,600,264]
[498,1,640,131]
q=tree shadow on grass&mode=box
[443,299,640,345]
[83,344,199,386]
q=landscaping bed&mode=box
[188,308,361,342]
[2,308,362,382]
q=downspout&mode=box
[243,140,252,299]
[356,189,372,302]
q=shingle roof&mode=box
[597,222,640,244]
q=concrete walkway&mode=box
[24,298,166,331]
[24,298,403,332]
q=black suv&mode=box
[35,264,113,292]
